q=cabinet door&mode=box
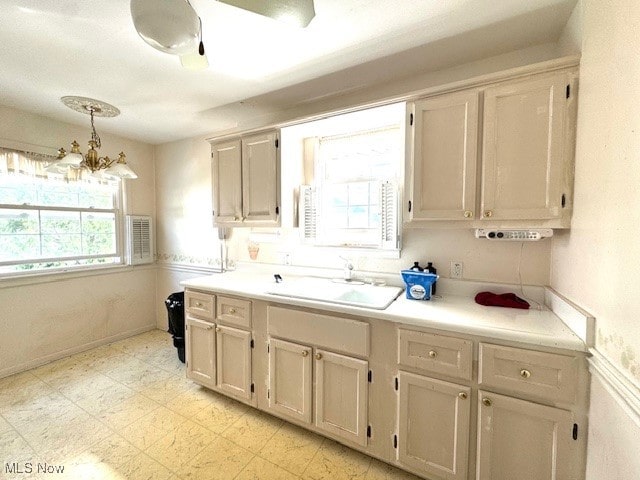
[268,338,312,424]
[241,131,279,223]
[315,349,368,446]
[398,371,470,480]
[481,73,569,220]
[216,325,251,400]
[476,390,576,480]
[185,316,216,388]
[407,91,479,221]
[212,139,243,224]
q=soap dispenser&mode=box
[426,262,437,295]
[409,261,423,272]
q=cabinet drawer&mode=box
[398,329,472,381]
[216,296,252,329]
[185,291,215,320]
[478,343,578,404]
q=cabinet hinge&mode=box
[566,84,571,99]
[561,194,566,208]
[186,360,188,367]
[394,377,399,391]
[367,370,372,383]
[393,435,398,448]
[275,206,279,215]
[367,425,371,438]
[408,201,412,213]
[212,210,215,217]
[409,113,414,126]
[251,383,255,393]
[267,344,270,353]
[267,389,270,399]
[250,339,254,348]
[275,138,279,148]
[572,423,578,440]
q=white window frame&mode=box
[0,146,125,278]
[299,125,401,253]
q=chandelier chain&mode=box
[89,108,102,149]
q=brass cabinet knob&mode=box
[301,350,308,357]
[464,210,473,218]
[482,397,492,407]
[520,369,531,379]
[428,350,437,358]
[458,392,468,400]
[206,324,213,330]
[229,307,236,314]
[483,210,493,218]
[315,353,323,360]
[215,326,221,332]
[195,302,203,307]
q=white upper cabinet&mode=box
[480,72,572,222]
[211,130,280,227]
[406,68,577,227]
[212,140,243,224]
[406,90,479,221]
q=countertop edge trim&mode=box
[545,287,595,347]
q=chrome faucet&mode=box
[339,256,354,281]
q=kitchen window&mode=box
[0,147,122,276]
[300,125,401,251]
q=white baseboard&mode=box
[0,324,157,380]
[588,348,640,429]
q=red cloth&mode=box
[474,291,530,309]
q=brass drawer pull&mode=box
[228,307,237,315]
[482,397,492,407]
[483,210,493,218]
[215,327,221,332]
[464,210,473,218]
[520,369,531,379]
[301,350,308,357]
[315,353,323,360]
[195,302,203,308]
[428,350,437,358]
[458,392,467,400]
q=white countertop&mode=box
[181,270,588,353]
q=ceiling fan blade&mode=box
[217,0,315,27]
[131,0,200,55]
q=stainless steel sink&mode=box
[266,277,402,310]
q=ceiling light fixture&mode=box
[217,0,316,27]
[46,96,137,180]
[130,0,208,70]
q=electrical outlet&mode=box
[451,261,463,279]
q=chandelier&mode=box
[46,96,137,179]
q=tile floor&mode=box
[0,330,421,480]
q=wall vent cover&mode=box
[126,215,154,264]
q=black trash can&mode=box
[165,291,185,363]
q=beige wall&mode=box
[552,1,640,478]
[552,0,640,388]
[0,105,157,377]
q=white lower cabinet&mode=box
[315,349,369,446]
[216,325,252,400]
[185,295,253,403]
[268,338,313,424]
[268,338,369,446]
[397,371,471,480]
[476,390,576,480]
[185,316,216,388]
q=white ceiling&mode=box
[0,0,576,145]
